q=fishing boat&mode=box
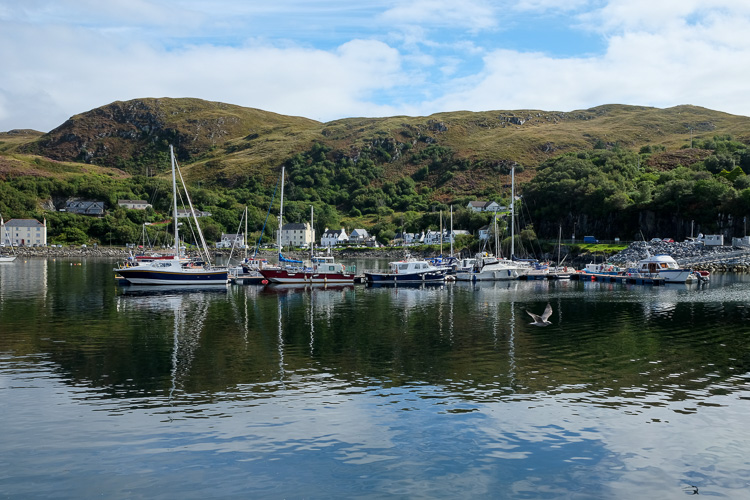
[582,263,629,275]
[259,189,356,284]
[260,261,357,284]
[114,146,228,286]
[630,254,698,284]
[364,258,448,284]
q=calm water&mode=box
[1,258,750,499]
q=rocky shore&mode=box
[608,241,750,273]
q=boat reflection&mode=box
[117,283,229,298]
[261,283,355,294]
[0,257,48,302]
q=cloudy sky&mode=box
[1,0,749,132]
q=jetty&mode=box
[570,272,666,286]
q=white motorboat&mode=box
[631,254,698,283]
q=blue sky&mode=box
[1,0,749,132]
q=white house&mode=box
[467,201,505,213]
[1,217,47,246]
[405,231,424,245]
[280,222,314,248]
[423,230,443,245]
[478,225,491,241]
[118,199,152,210]
[424,229,470,245]
[176,208,212,218]
[348,228,370,245]
[395,231,424,246]
[321,228,348,247]
[216,233,244,249]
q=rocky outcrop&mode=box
[20,98,318,172]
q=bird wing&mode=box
[541,303,553,322]
[526,310,542,322]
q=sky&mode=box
[2,0,750,132]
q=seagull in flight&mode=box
[527,303,553,326]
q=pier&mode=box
[569,272,666,285]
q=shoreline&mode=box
[6,244,750,273]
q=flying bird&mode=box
[526,303,553,326]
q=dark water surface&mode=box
[1,258,749,499]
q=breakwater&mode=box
[607,241,750,273]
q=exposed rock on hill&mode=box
[20,98,319,172]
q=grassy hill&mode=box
[3,98,748,191]
[2,98,750,246]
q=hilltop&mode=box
[4,98,749,192]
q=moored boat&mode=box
[582,263,628,275]
[114,145,228,286]
[365,259,448,284]
[260,261,356,284]
[630,254,698,283]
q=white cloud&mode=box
[381,0,497,31]
[0,17,404,130]
[421,2,750,117]
[2,0,750,131]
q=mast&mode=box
[450,205,454,257]
[310,205,314,261]
[244,206,248,261]
[170,145,179,257]
[439,210,443,255]
[278,166,285,259]
[511,165,515,259]
[494,210,499,258]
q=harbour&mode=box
[2,257,750,498]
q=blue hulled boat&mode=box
[364,259,447,284]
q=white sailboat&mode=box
[114,145,228,285]
[455,167,528,281]
[0,214,17,263]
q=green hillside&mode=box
[2,98,750,248]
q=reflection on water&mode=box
[1,260,750,498]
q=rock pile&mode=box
[608,241,750,273]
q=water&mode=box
[1,258,750,499]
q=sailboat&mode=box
[0,214,17,263]
[114,146,228,285]
[232,206,269,284]
[259,168,356,285]
[455,167,529,281]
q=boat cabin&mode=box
[389,260,436,273]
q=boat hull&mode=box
[116,268,229,285]
[364,270,447,283]
[455,268,520,281]
[260,269,354,284]
[641,269,696,284]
